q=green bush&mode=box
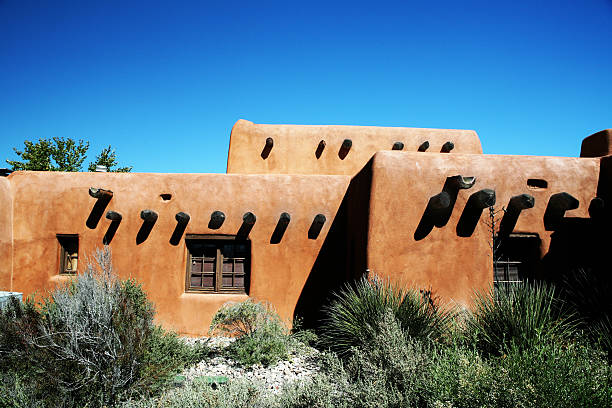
[210,300,292,367]
[318,275,452,356]
[0,247,204,407]
[467,282,577,355]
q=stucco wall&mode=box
[227,119,483,175]
[0,178,13,291]
[7,171,350,335]
[366,152,601,308]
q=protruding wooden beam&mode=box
[170,212,190,246]
[237,212,257,238]
[140,209,158,223]
[339,139,352,159]
[469,189,496,209]
[89,187,113,200]
[441,141,455,153]
[175,212,190,225]
[447,175,476,190]
[270,212,291,244]
[105,211,122,221]
[430,192,451,211]
[315,140,326,159]
[308,214,326,239]
[209,210,226,229]
[544,192,579,230]
[498,194,535,237]
[261,137,274,159]
[392,141,404,151]
[456,189,496,237]
[243,211,256,225]
[418,141,430,152]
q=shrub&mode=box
[318,275,452,356]
[561,267,612,356]
[210,300,291,367]
[0,247,203,407]
[467,282,577,355]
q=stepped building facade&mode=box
[1,120,610,335]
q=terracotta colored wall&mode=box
[366,152,600,308]
[227,119,483,175]
[0,178,13,291]
[6,171,350,335]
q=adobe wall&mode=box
[227,119,483,175]
[5,171,350,335]
[0,178,12,290]
[366,152,601,308]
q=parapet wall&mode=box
[227,119,483,175]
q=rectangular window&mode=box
[57,234,78,275]
[185,235,249,293]
[494,233,541,285]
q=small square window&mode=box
[185,235,250,293]
[57,235,78,275]
[494,233,540,285]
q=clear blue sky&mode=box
[1,0,611,173]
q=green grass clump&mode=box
[318,276,452,356]
[467,282,577,355]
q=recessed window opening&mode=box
[160,193,172,201]
[57,234,78,275]
[527,179,548,189]
[185,235,250,294]
[494,233,540,285]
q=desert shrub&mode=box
[0,248,203,407]
[140,327,210,394]
[561,267,612,356]
[466,282,577,355]
[210,300,291,367]
[318,275,452,356]
[122,377,274,408]
[496,341,611,408]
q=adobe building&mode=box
[0,121,610,335]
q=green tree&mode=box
[6,138,132,172]
[87,145,133,173]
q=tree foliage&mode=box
[6,137,132,172]
[87,145,133,172]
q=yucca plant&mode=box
[561,267,611,356]
[318,275,452,356]
[467,281,577,355]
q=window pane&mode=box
[190,275,202,288]
[191,258,203,272]
[222,274,233,287]
[235,259,244,273]
[203,274,215,288]
[234,274,244,288]
[223,260,233,272]
[203,258,215,272]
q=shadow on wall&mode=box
[293,159,373,329]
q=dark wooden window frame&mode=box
[185,234,250,294]
[57,234,79,275]
[494,232,540,285]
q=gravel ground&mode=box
[181,336,321,393]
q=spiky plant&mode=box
[467,282,577,355]
[318,276,452,356]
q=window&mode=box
[494,233,541,285]
[185,235,249,293]
[57,234,78,275]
